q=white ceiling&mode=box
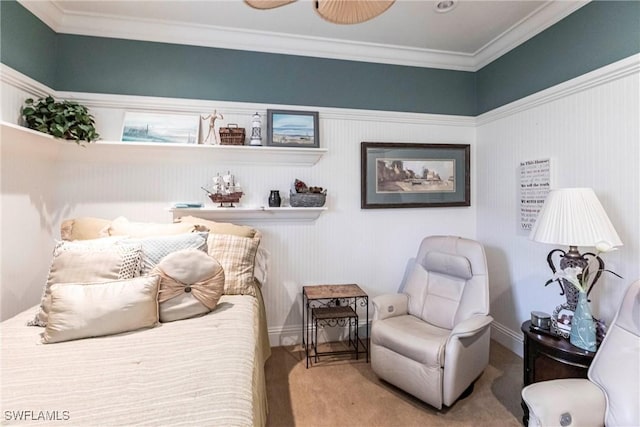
[20,0,588,71]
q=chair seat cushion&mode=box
[372,314,450,366]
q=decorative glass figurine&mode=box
[250,112,262,146]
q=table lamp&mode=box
[529,188,623,301]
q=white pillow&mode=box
[42,276,160,344]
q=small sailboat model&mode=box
[201,171,243,207]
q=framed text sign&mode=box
[520,158,551,231]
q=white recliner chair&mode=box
[522,279,640,427]
[370,235,493,409]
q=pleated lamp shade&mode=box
[315,0,395,24]
[529,188,623,248]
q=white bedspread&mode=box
[1,295,266,426]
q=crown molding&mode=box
[477,54,640,125]
[18,0,588,72]
[473,1,589,70]
[0,64,54,98]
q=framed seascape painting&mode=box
[361,142,470,209]
[267,109,319,148]
[121,112,200,144]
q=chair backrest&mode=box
[588,279,640,427]
[402,236,489,329]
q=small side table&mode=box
[302,284,369,368]
[521,320,595,425]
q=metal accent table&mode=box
[302,284,369,368]
[521,320,595,425]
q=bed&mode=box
[1,216,271,427]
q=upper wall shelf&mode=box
[1,122,327,166]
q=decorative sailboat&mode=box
[201,171,243,207]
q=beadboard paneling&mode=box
[476,70,640,347]
[52,108,476,344]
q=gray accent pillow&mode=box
[121,232,208,275]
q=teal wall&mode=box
[0,0,57,88]
[2,1,639,116]
[55,35,476,116]
[476,1,640,114]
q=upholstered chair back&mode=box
[402,236,489,329]
[588,279,640,426]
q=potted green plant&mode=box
[21,96,100,144]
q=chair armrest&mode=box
[372,294,408,321]
[522,378,605,427]
[449,315,493,338]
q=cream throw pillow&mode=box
[43,276,160,344]
[151,249,225,322]
[28,240,142,327]
[175,216,257,238]
[107,216,196,238]
[60,217,112,241]
[207,234,259,296]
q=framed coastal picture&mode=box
[361,142,470,209]
[266,109,319,148]
[121,112,200,144]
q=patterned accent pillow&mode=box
[206,233,260,296]
[121,232,208,275]
[28,239,143,327]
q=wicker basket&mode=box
[219,124,245,145]
[289,191,326,207]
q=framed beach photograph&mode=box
[121,112,200,144]
[267,109,319,148]
[361,142,470,209]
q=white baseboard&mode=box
[269,320,372,348]
[491,321,524,357]
[270,319,524,359]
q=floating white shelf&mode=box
[170,207,327,222]
[1,122,327,166]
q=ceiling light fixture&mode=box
[434,0,457,13]
[245,0,396,25]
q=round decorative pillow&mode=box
[151,248,225,322]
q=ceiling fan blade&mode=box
[315,0,395,24]
[245,0,297,10]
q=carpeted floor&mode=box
[265,341,523,427]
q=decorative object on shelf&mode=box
[122,112,199,144]
[361,142,470,209]
[268,190,281,207]
[201,171,244,207]
[219,124,246,145]
[21,96,100,144]
[267,109,319,148]
[245,0,395,25]
[171,202,204,209]
[290,179,326,207]
[250,112,262,146]
[530,188,623,339]
[201,110,224,144]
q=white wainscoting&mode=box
[3,55,637,350]
[477,54,640,352]
[0,66,477,346]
